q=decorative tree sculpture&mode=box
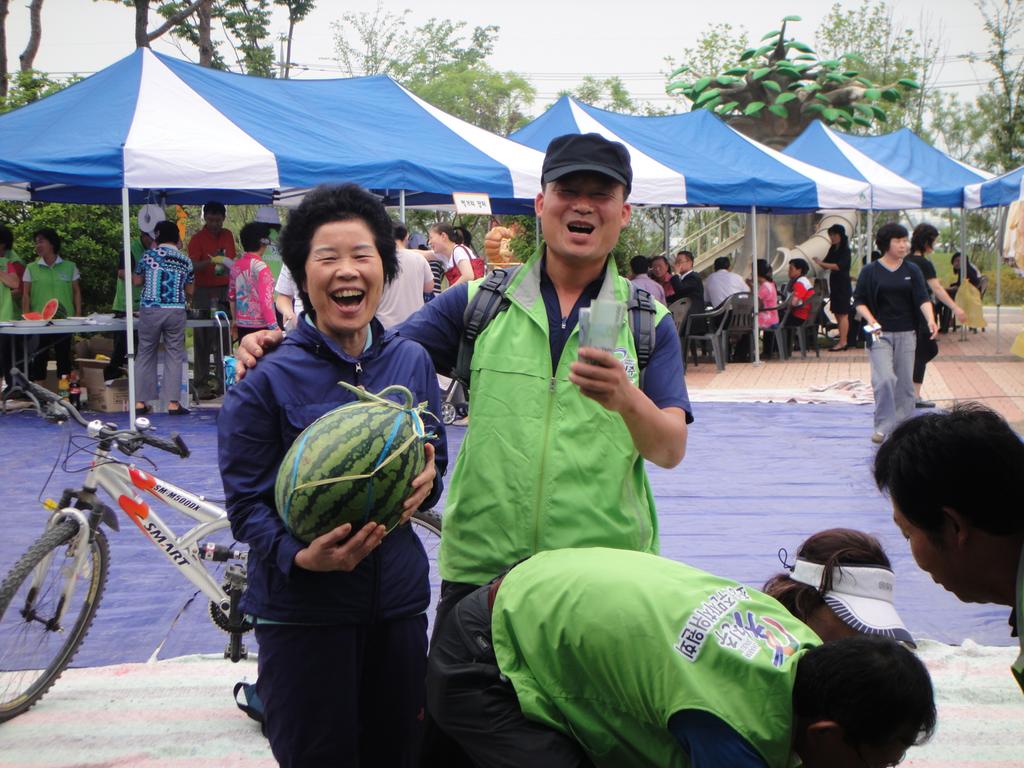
[666,15,920,148]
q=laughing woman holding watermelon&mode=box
[217,184,447,768]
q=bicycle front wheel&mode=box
[0,519,109,723]
[410,510,442,635]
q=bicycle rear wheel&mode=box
[410,510,442,635]
[0,519,109,722]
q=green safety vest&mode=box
[438,250,671,585]
[26,258,76,315]
[0,256,14,321]
[492,548,818,768]
[113,241,143,312]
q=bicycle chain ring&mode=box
[208,577,254,634]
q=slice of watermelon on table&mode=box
[23,298,60,321]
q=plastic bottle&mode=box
[58,374,70,400]
[68,371,81,408]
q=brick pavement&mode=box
[685,307,1024,426]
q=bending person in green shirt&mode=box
[428,534,934,768]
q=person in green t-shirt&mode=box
[106,233,152,379]
[0,224,22,392]
[427,545,935,768]
[22,228,81,381]
[876,404,1024,695]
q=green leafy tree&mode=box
[275,0,315,78]
[332,7,534,135]
[1,69,80,113]
[665,15,919,147]
[0,201,126,313]
[815,0,945,136]
[664,22,750,98]
[556,75,665,116]
[974,0,1024,172]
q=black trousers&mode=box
[27,333,72,381]
[426,586,593,768]
[255,615,427,768]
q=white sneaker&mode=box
[871,431,885,444]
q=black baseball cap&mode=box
[542,133,633,196]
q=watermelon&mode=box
[23,299,60,321]
[275,382,429,543]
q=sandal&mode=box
[135,403,150,414]
[827,345,849,352]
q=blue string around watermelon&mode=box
[275,381,437,543]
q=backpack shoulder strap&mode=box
[453,266,520,387]
[626,283,657,388]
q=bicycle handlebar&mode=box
[10,368,190,459]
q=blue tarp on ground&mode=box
[0,48,543,207]
[510,97,870,211]
[0,402,1012,670]
[783,122,991,209]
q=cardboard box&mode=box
[76,359,128,412]
[74,336,115,360]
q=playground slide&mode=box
[775,210,858,276]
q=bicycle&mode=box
[0,369,442,723]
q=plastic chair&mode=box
[776,293,822,359]
[723,292,754,362]
[667,297,692,336]
[682,299,732,372]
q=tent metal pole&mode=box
[866,208,874,265]
[752,205,761,366]
[662,205,670,257]
[994,206,1005,353]
[399,190,406,223]
[121,187,137,427]
[960,210,969,342]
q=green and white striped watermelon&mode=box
[275,383,428,544]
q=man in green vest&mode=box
[876,404,1024,695]
[22,227,81,381]
[105,232,152,380]
[427,548,936,768]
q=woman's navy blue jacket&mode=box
[217,316,447,624]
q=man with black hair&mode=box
[629,255,666,304]
[673,249,704,308]
[428,547,936,767]
[704,256,749,308]
[188,200,235,398]
[875,403,1024,693]
[376,222,434,329]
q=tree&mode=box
[974,0,1024,172]
[332,8,534,135]
[19,0,43,72]
[665,15,919,147]
[664,22,750,95]
[275,0,314,78]
[0,0,8,100]
[556,75,666,116]
[815,0,945,136]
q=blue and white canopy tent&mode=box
[512,97,871,364]
[0,48,544,207]
[783,121,991,210]
[783,121,1002,346]
[511,96,869,211]
[0,48,549,418]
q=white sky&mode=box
[2,0,1006,116]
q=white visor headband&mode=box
[790,558,914,646]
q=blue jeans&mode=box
[867,330,916,434]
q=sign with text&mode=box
[453,192,492,215]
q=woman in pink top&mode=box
[230,222,279,343]
[756,260,780,328]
